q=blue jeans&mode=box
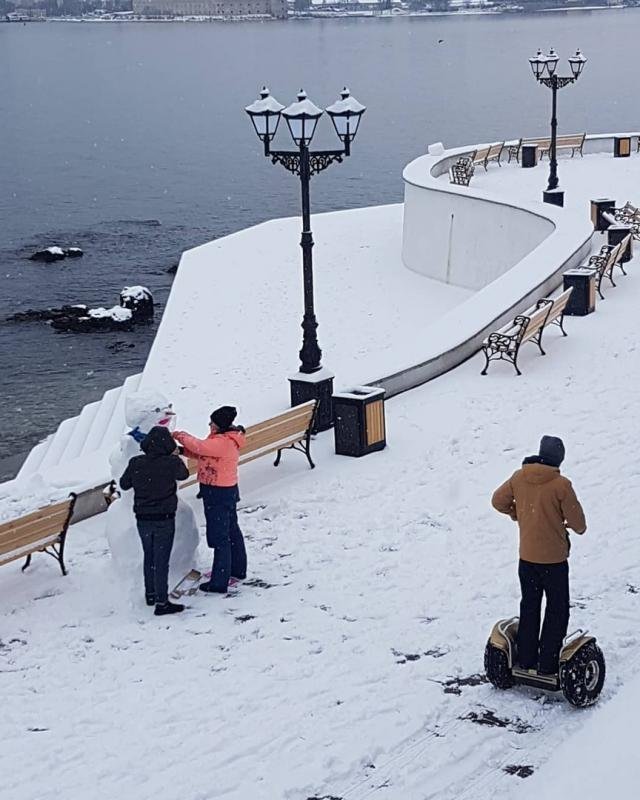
[136,517,175,604]
[200,485,247,592]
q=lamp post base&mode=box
[289,368,335,433]
[543,188,565,207]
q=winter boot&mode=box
[154,601,185,616]
[146,594,156,607]
[199,581,227,594]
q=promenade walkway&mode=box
[2,227,639,799]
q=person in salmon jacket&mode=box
[173,406,247,594]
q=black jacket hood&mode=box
[140,425,176,456]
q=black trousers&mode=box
[136,517,175,605]
[517,559,570,673]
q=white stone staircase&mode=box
[17,373,142,485]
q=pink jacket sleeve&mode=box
[174,432,227,458]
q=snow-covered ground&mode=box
[449,150,640,214]
[140,203,471,429]
[2,221,639,798]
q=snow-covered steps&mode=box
[15,373,142,487]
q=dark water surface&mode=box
[1,12,638,473]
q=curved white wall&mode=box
[371,139,597,397]
[402,178,554,289]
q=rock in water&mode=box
[7,305,88,323]
[120,286,154,322]
[64,247,84,258]
[51,306,134,332]
[29,246,66,263]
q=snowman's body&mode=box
[105,391,200,598]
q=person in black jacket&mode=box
[120,425,190,616]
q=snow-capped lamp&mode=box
[325,88,366,157]
[281,90,324,148]
[244,87,284,156]
[528,47,587,208]
[529,49,547,80]
[569,49,587,79]
[244,84,366,432]
[545,48,559,76]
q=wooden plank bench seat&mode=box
[586,233,631,298]
[538,133,586,159]
[0,495,76,575]
[183,400,318,488]
[450,144,505,185]
[472,143,504,170]
[509,134,585,163]
[481,288,573,376]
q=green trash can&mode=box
[332,386,386,457]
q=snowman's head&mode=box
[124,391,175,434]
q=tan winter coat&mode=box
[492,462,586,564]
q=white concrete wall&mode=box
[402,179,554,289]
[375,138,597,397]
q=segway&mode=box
[484,617,606,707]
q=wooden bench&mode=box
[0,494,76,575]
[450,144,505,185]
[471,144,504,170]
[509,134,585,163]
[183,400,318,488]
[507,138,523,163]
[586,234,631,298]
[539,133,585,159]
[481,288,573,376]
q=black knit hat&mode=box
[539,435,565,467]
[210,405,237,432]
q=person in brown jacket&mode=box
[491,435,586,675]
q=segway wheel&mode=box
[560,641,606,708]
[484,640,514,689]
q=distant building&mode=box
[7,8,46,19]
[132,0,288,16]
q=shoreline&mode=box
[3,5,629,23]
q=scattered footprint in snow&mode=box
[460,708,533,733]
[503,764,535,778]
[442,674,488,694]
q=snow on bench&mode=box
[0,495,76,576]
[449,142,504,185]
[480,288,573,376]
[586,234,632,299]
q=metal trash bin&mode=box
[563,268,597,316]
[614,136,631,158]
[332,386,386,457]
[521,144,538,168]
[590,198,616,232]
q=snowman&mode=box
[105,390,200,599]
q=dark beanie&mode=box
[539,435,565,468]
[210,405,237,432]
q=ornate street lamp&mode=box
[245,86,366,431]
[529,48,587,207]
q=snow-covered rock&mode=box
[29,246,66,263]
[87,306,133,322]
[119,285,154,322]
